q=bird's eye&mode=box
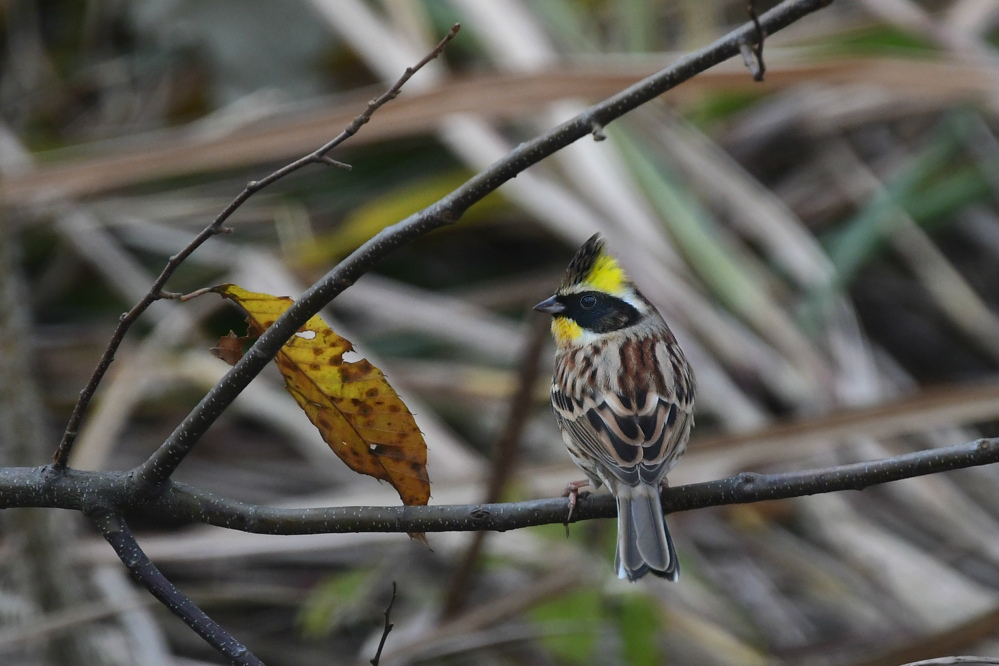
[580,294,597,309]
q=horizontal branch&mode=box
[5,438,996,534]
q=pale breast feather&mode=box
[550,329,694,487]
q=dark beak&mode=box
[533,295,566,315]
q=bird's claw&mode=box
[563,479,591,536]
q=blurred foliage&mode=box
[297,570,372,638]
[814,25,937,56]
[613,593,664,666]
[294,171,509,267]
[529,587,603,663]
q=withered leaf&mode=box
[211,330,246,366]
[214,284,430,507]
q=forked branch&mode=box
[50,25,461,469]
[6,2,848,665]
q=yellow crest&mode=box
[560,234,630,296]
[583,252,628,295]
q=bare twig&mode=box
[92,511,264,666]
[899,659,999,665]
[49,24,461,469]
[370,582,397,666]
[374,567,583,664]
[132,0,834,492]
[740,2,767,81]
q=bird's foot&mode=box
[563,479,591,535]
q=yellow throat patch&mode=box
[551,317,583,347]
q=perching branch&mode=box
[5,439,996,535]
[131,0,835,492]
[50,24,461,470]
[92,511,264,666]
[8,3,842,665]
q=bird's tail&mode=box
[615,483,679,582]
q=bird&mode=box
[534,234,695,582]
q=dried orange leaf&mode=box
[211,330,246,366]
[214,284,430,506]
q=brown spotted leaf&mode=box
[214,284,430,506]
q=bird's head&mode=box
[534,234,647,348]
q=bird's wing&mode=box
[552,385,693,487]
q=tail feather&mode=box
[615,484,679,582]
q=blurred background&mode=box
[3,0,999,664]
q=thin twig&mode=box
[132,0,834,492]
[49,24,461,470]
[7,438,995,535]
[91,511,264,666]
[739,1,767,81]
[899,658,999,665]
[370,582,397,666]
